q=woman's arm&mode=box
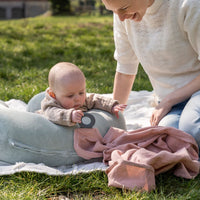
[151,74,200,126]
[113,71,135,104]
[151,1,200,126]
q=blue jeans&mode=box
[159,91,200,156]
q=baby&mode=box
[39,62,127,126]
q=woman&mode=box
[101,0,200,150]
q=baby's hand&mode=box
[112,104,127,118]
[71,110,84,123]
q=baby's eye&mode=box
[67,95,74,98]
[79,92,84,95]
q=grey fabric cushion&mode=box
[27,91,46,113]
[0,92,126,167]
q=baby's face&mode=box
[55,78,86,110]
[102,0,154,22]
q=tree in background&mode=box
[48,0,71,15]
[48,0,110,16]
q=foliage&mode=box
[0,171,199,199]
[48,0,71,15]
[0,15,152,103]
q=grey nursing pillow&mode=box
[27,92,127,136]
[0,92,126,167]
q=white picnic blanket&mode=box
[0,90,155,175]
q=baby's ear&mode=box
[47,88,56,99]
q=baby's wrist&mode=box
[111,105,115,113]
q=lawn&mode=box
[0,15,199,200]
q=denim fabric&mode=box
[159,91,200,155]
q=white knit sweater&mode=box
[113,0,200,100]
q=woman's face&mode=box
[102,0,154,22]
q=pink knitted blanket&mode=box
[74,126,200,192]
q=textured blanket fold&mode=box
[74,126,200,192]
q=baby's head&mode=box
[48,62,86,109]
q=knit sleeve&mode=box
[85,93,119,113]
[181,0,200,60]
[42,106,76,127]
[113,13,139,75]
[40,91,76,127]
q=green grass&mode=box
[0,15,152,103]
[0,15,199,199]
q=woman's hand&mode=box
[150,74,200,126]
[150,101,172,126]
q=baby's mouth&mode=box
[74,105,81,109]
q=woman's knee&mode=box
[179,92,200,145]
[179,115,200,145]
[159,114,179,128]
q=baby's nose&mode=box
[74,95,80,101]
